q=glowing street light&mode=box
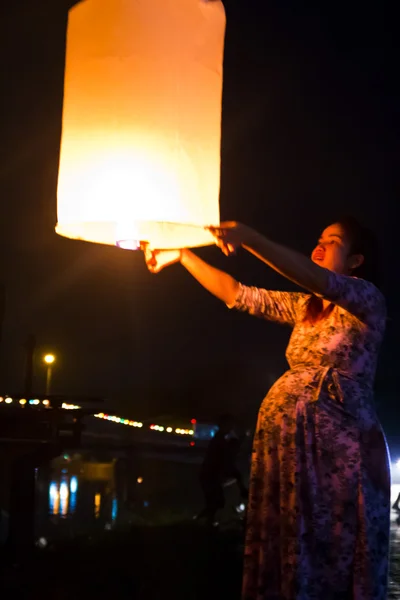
[44,354,56,395]
[44,354,55,365]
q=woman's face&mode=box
[311,223,356,274]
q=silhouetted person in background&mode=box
[195,414,247,527]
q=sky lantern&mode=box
[56,0,226,250]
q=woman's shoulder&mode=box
[346,276,386,314]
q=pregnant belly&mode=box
[264,368,317,404]
[261,366,375,426]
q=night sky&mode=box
[0,2,397,440]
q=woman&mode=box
[143,217,390,599]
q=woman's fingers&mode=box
[209,221,237,231]
[216,240,236,256]
[141,244,158,271]
[146,252,157,267]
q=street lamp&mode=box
[44,354,55,396]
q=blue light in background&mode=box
[49,482,58,514]
[68,476,78,514]
[70,476,78,494]
[111,497,118,522]
[69,489,77,514]
[60,481,69,515]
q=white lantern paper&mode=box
[56,0,226,250]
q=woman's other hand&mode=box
[207,222,253,256]
[141,243,182,273]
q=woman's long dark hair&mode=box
[304,216,381,324]
[337,216,381,286]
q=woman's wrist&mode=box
[241,225,259,247]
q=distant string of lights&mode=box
[0,396,80,410]
[0,397,196,438]
[0,396,51,407]
[95,413,195,436]
[94,413,143,428]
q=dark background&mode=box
[0,2,397,439]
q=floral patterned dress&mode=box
[230,271,390,600]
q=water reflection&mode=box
[36,454,120,540]
[94,492,101,518]
[48,482,59,515]
[70,476,78,513]
[48,478,78,517]
[112,497,118,521]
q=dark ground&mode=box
[1,519,400,600]
[0,522,243,600]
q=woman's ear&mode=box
[348,253,364,271]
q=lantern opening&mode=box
[116,240,141,251]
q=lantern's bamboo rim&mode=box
[56,219,220,250]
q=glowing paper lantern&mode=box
[56,0,226,250]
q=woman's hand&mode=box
[207,222,254,256]
[141,243,182,273]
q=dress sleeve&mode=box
[227,283,306,326]
[318,271,386,326]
